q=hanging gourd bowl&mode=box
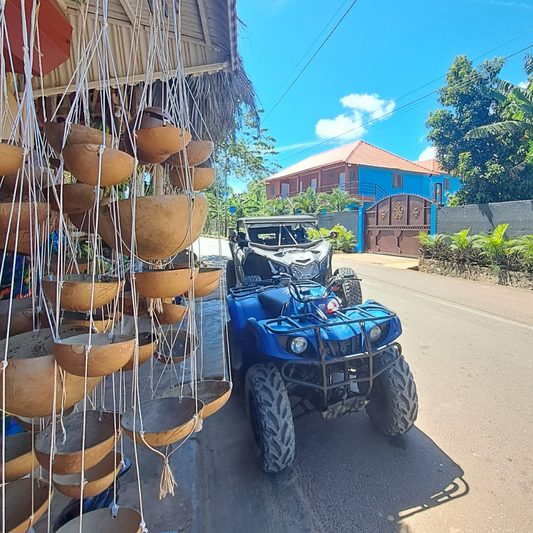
[54,333,135,377]
[121,296,187,326]
[62,309,122,333]
[0,477,51,533]
[47,183,98,214]
[121,331,158,371]
[187,267,223,298]
[154,329,196,365]
[121,396,203,447]
[44,122,113,154]
[0,326,101,418]
[167,140,213,168]
[169,167,215,191]
[53,451,123,499]
[55,507,142,533]
[0,432,36,482]
[0,143,25,176]
[154,301,188,326]
[134,265,197,299]
[135,127,191,163]
[35,410,120,475]
[0,228,34,256]
[42,274,123,312]
[161,378,232,419]
[63,144,134,187]
[0,297,35,340]
[98,194,208,260]
[0,201,49,233]
[14,408,74,432]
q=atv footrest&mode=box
[320,395,369,420]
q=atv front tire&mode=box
[365,356,418,436]
[334,267,362,307]
[226,259,237,294]
[245,363,295,473]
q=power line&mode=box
[263,0,352,109]
[276,41,533,164]
[262,0,360,123]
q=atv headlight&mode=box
[292,262,319,280]
[320,255,329,271]
[269,261,289,274]
[369,326,382,342]
[290,337,308,354]
[368,322,391,347]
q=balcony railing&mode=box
[277,182,388,204]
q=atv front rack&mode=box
[263,303,396,335]
[264,305,400,414]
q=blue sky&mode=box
[235,0,532,189]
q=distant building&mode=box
[264,141,460,205]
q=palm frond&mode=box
[466,120,528,139]
[525,53,533,77]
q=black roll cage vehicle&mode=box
[226,215,333,289]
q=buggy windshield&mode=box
[245,222,320,247]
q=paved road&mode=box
[184,239,533,533]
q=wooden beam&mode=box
[116,0,136,26]
[197,0,212,46]
[35,61,231,97]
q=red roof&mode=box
[415,158,443,174]
[267,141,434,181]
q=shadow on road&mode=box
[191,393,469,533]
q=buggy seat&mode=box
[258,287,289,318]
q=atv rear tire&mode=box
[226,260,237,294]
[243,275,262,286]
[245,363,295,473]
[334,267,362,307]
[365,356,418,436]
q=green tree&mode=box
[426,55,533,204]
[213,110,281,186]
[292,187,321,214]
[467,53,533,178]
[317,187,357,212]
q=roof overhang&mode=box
[32,0,238,96]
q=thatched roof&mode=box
[33,0,257,142]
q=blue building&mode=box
[264,141,460,205]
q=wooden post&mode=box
[154,164,164,196]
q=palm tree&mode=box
[467,53,533,141]
[449,228,475,263]
[292,187,320,214]
[473,224,515,267]
[266,197,290,215]
[511,235,533,271]
[317,187,358,213]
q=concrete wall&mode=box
[436,200,533,237]
[316,210,359,238]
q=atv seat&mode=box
[258,287,290,318]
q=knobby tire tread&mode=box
[245,363,295,473]
[366,356,418,436]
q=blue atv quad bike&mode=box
[226,268,418,473]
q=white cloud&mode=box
[418,146,436,161]
[315,93,395,141]
[316,112,365,141]
[519,80,529,89]
[340,93,396,120]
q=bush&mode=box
[418,225,533,274]
[308,224,356,253]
